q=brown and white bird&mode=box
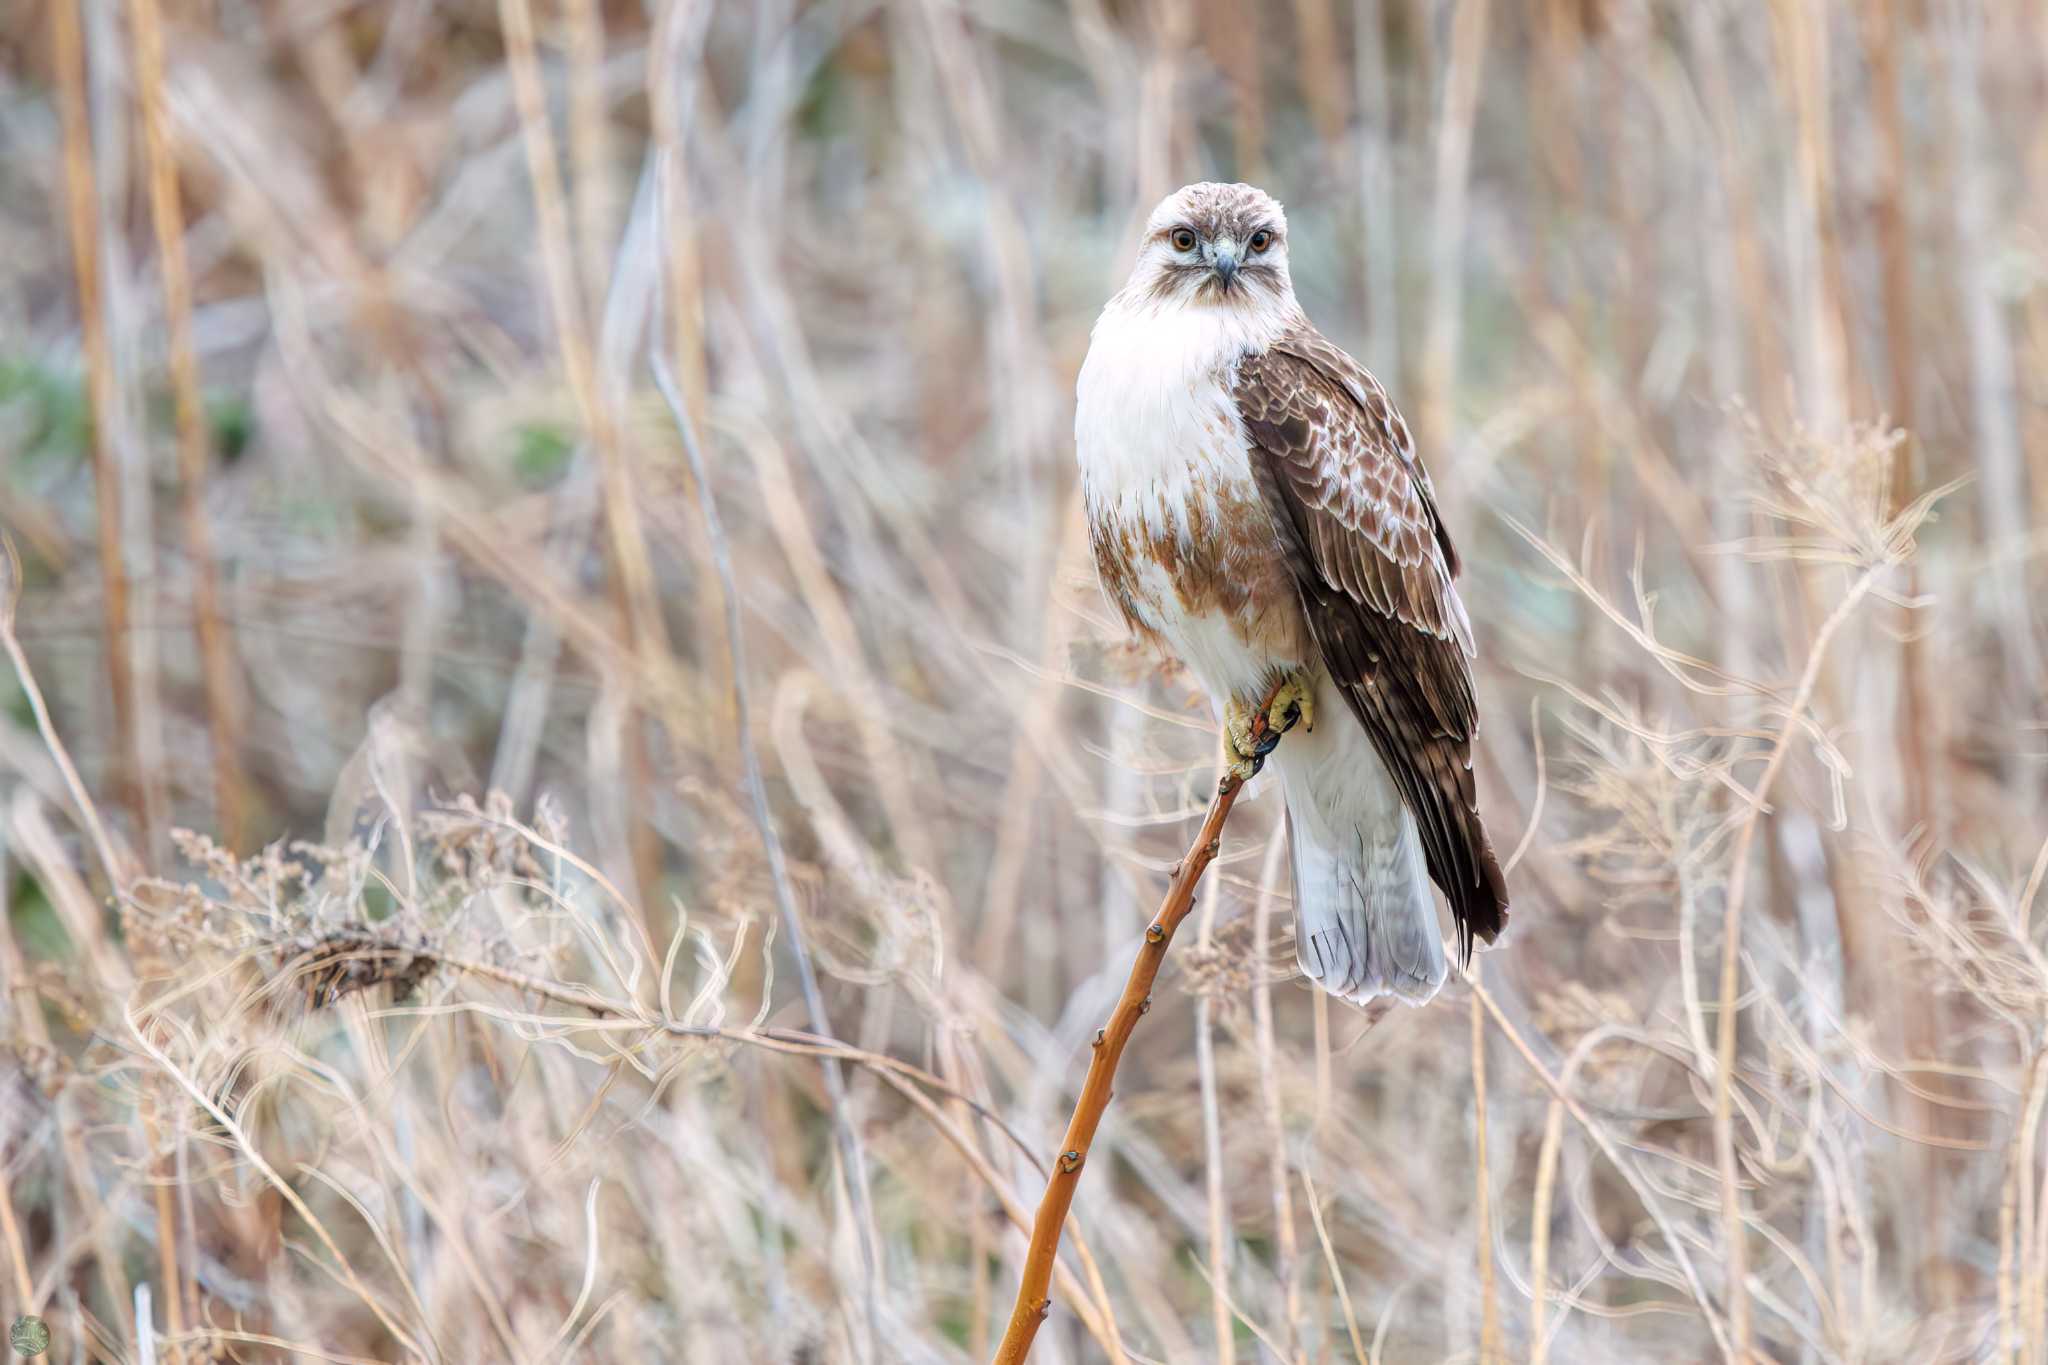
[1076,182,1508,1006]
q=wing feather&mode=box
[1236,328,1508,952]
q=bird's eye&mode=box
[1170,228,1197,252]
[1249,229,1274,253]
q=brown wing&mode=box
[1235,326,1508,953]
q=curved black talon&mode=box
[1248,716,1288,766]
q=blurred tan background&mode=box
[2,1,2046,1361]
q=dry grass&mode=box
[1,2,2045,1362]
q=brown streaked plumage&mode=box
[1235,330,1508,954]
[1087,475,1311,666]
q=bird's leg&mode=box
[1269,670,1314,738]
[1224,671,1314,780]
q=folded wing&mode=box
[1234,328,1509,953]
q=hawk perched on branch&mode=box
[1076,182,1508,1006]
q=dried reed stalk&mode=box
[1713,567,1880,1355]
[1302,1168,1367,1363]
[650,337,884,1358]
[993,687,1291,1363]
[500,0,668,909]
[137,1104,187,1356]
[131,0,245,848]
[2,543,127,886]
[1858,0,1934,831]
[1251,827,1304,1359]
[1470,983,1500,1362]
[1193,815,1236,1365]
[0,866,36,1318]
[1417,0,1490,459]
[50,0,144,847]
[498,0,665,660]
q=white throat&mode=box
[1074,287,1301,545]
[1095,278,1300,377]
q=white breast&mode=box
[1074,295,1298,700]
[1074,298,1266,543]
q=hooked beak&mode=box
[1208,244,1240,292]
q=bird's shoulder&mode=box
[1235,324,1417,474]
[1233,323,1472,648]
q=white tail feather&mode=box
[1271,689,1447,1007]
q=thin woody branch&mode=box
[994,692,1291,1362]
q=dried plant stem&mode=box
[1312,987,1332,1138]
[1470,984,1500,1362]
[131,0,245,847]
[864,1051,1127,1358]
[1252,827,1303,1360]
[0,1161,28,1310]
[646,2,708,422]
[2004,1048,2048,1361]
[1688,4,1788,420]
[0,870,33,1311]
[501,0,668,910]
[1417,0,1491,458]
[1193,827,1236,1365]
[123,1002,424,1357]
[1353,0,1397,382]
[564,0,613,311]
[1713,568,1877,1357]
[1210,0,1264,181]
[1291,0,1346,142]
[1999,1051,2037,1360]
[1,853,70,1322]
[993,693,1286,1363]
[1302,1170,1368,1365]
[1528,1088,1564,1363]
[732,414,937,876]
[1469,973,1731,1357]
[650,344,883,1358]
[499,0,665,662]
[50,0,144,846]
[1193,993,1235,1351]
[2023,1096,2039,1358]
[1526,1022,1620,1365]
[138,1105,187,1356]
[1858,0,1933,834]
[396,941,1128,1359]
[976,493,1087,978]
[2,545,129,886]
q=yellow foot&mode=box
[1225,672,1314,779]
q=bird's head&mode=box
[1128,182,1294,313]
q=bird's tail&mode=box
[1274,716,1447,1007]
